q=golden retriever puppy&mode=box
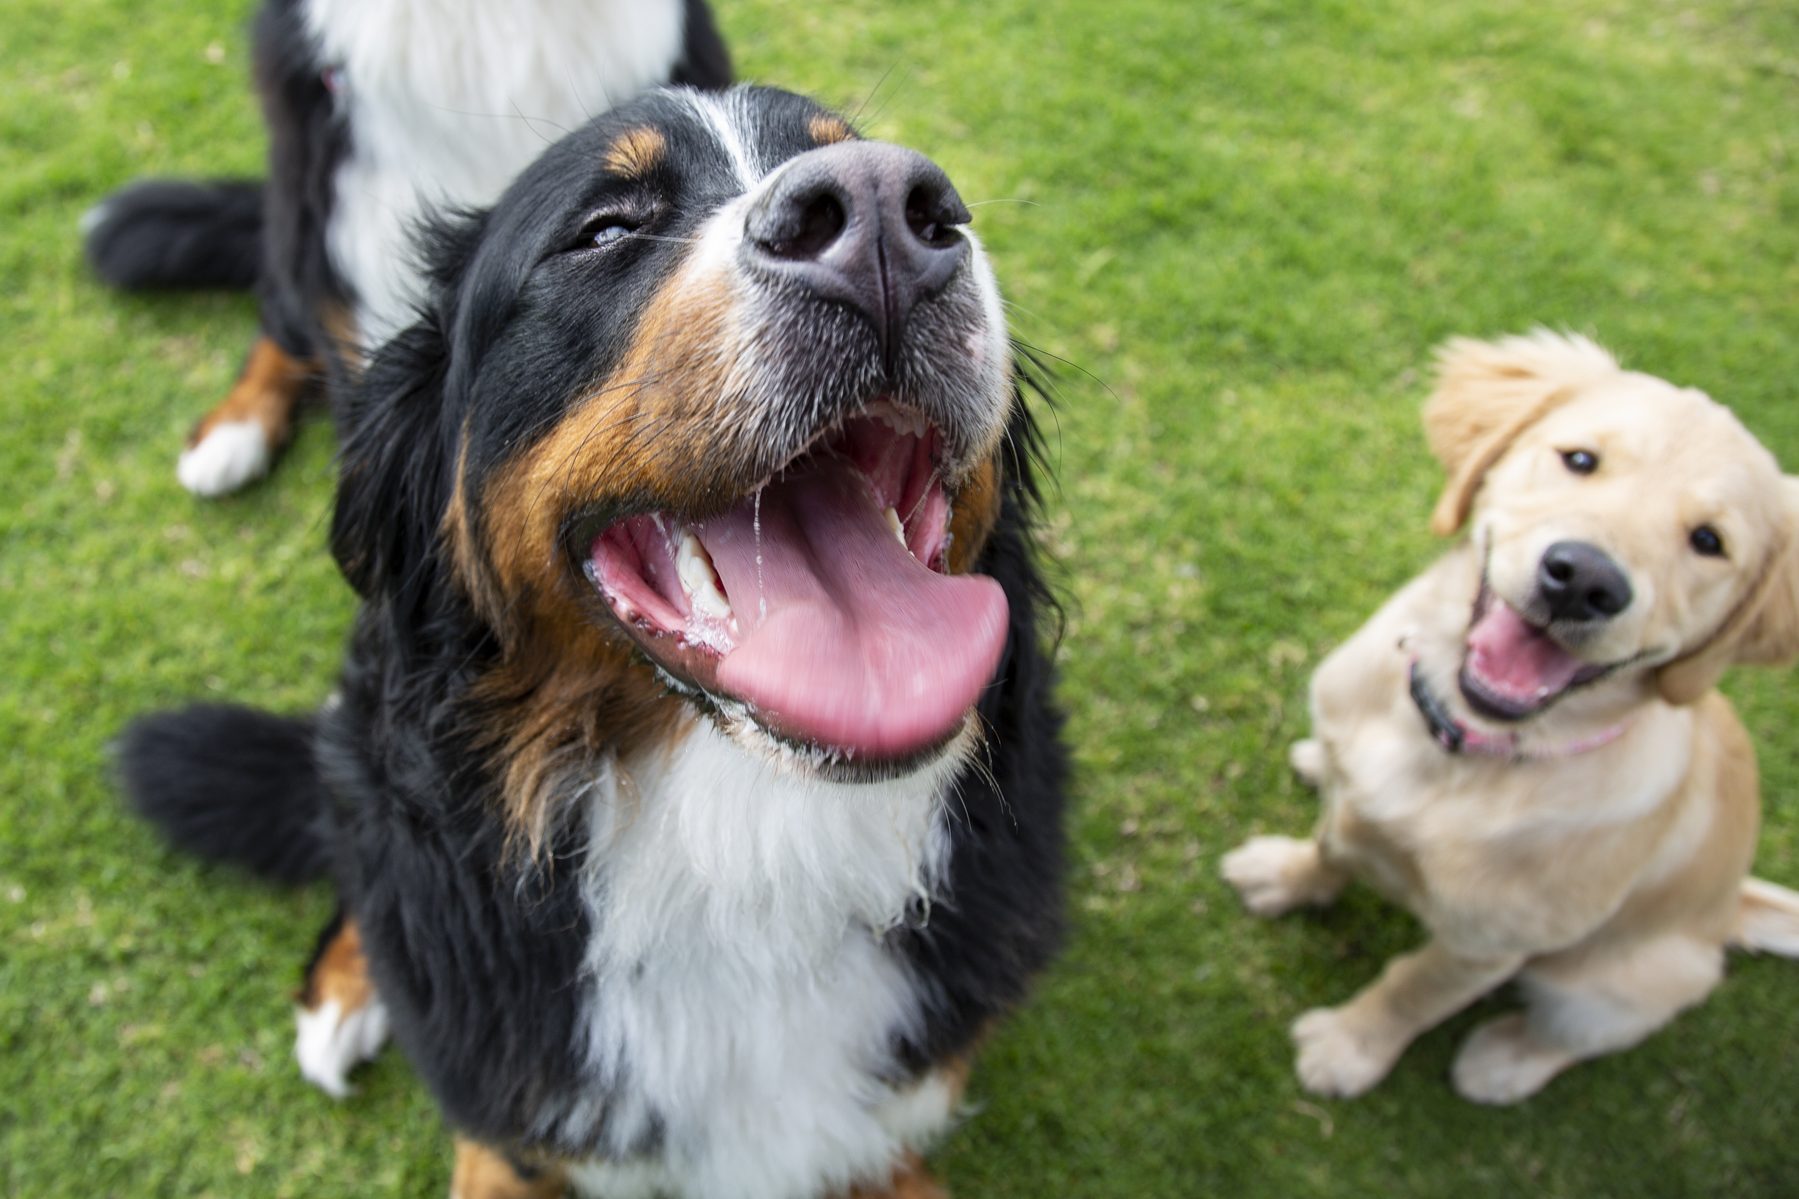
[1224,331,1799,1104]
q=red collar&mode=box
[1408,661,1629,761]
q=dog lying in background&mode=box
[122,86,1066,1198]
[84,0,728,497]
[1224,331,1799,1104]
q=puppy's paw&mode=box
[295,995,391,1100]
[1289,738,1328,786]
[1452,1013,1569,1105]
[1222,836,1328,917]
[1292,1006,1398,1098]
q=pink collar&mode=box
[1408,661,1630,761]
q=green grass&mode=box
[4,0,1798,1194]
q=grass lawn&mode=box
[4,0,1798,1194]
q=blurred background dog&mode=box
[83,0,728,496]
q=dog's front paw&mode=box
[1222,836,1327,917]
[1452,1013,1570,1105]
[178,420,273,497]
[1292,1006,1399,1098]
[295,995,391,1099]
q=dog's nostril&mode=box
[904,185,958,248]
[1588,586,1625,616]
[761,192,846,261]
[1545,559,1574,584]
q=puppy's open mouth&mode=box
[1458,584,1610,722]
[585,401,1007,763]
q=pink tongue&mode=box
[694,455,1008,758]
[1465,601,1584,706]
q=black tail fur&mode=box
[117,704,330,885]
[83,179,264,291]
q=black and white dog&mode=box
[85,0,729,497]
[122,86,1067,1199]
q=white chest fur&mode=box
[302,0,689,344]
[560,721,963,1199]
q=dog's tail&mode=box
[1730,877,1799,957]
[82,179,264,292]
[117,703,331,885]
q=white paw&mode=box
[1222,835,1321,917]
[1289,738,1327,786]
[295,997,390,1100]
[1292,1006,1398,1098]
[177,420,271,497]
[1452,1014,1566,1105]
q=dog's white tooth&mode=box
[677,531,732,620]
[884,506,908,549]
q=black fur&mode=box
[81,0,349,372]
[673,0,733,88]
[117,704,330,885]
[314,677,602,1146]
[246,0,353,363]
[127,88,1067,1174]
[83,179,264,291]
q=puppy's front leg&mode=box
[1222,835,1347,917]
[1293,940,1523,1098]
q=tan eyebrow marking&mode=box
[807,114,855,146]
[605,126,668,177]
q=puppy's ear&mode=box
[330,317,456,607]
[1422,331,1620,536]
[1658,477,1799,705]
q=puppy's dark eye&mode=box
[1689,525,1726,558]
[1560,449,1599,475]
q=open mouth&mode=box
[584,401,1008,764]
[1458,583,1611,722]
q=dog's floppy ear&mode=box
[1658,477,1799,705]
[330,212,488,609]
[1423,331,1621,536]
[330,316,456,607]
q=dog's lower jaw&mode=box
[709,699,983,785]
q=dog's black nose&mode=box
[743,142,970,367]
[1539,541,1633,622]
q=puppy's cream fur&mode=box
[1225,331,1799,1103]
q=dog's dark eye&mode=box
[1689,525,1726,558]
[588,221,637,247]
[573,212,642,251]
[1560,449,1599,475]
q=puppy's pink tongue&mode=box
[1465,601,1584,705]
[694,456,1008,758]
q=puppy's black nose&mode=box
[1539,541,1633,622]
[743,142,970,368]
